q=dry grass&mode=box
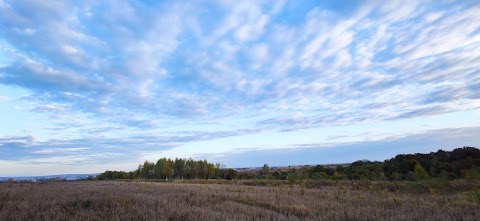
[1,181,479,221]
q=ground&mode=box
[0,180,479,220]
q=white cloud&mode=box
[378,0,421,22]
[0,95,9,101]
[0,0,479,175]
[212,1,269,42]
[249,43,269,69]
[234,13,269,41]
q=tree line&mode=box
[98,146,480,182]
[97,158,237,181]
[239,147,480,182]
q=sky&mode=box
[0,0,479,176]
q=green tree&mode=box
[214,163,221,179]
[207,163,215,179]
[174,158,186,179]
[414,162,430,181]
[298,166,309,181]
[311,165,327,174]
[332,171,347,180]
[140,161,154,180]
[465,166,480,180]
[156,158,171,181]
[262,164,270,179]
[185,158,196,179]
[223,168,237,180]
[287,172,297,185]
[155,158,165,180]
[377,172,388,181]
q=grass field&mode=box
[1,181,479,220]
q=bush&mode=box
[465,190,480,204]
[465,166,480,180]
[287,173,297,185]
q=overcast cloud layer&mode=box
[0,0,479,176]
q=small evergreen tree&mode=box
[262,164,270,179]
[414,162,430,181]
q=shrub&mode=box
[287,173,297,185]
[465,190,480,204]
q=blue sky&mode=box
[0,0,479,176]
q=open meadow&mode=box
[1,180,479,221]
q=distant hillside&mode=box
[0,174,98,182]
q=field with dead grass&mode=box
[1,180,479,220]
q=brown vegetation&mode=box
[1,181,479,220]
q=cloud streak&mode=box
[1,1,478,126]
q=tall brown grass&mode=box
[1,181,479,220]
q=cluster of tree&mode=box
[235,147,480,182]
[98,158,237,181]
[381,146,480,181]
[98,147,480,182]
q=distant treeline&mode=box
[98,147,480,182]
[97,158,236,181]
